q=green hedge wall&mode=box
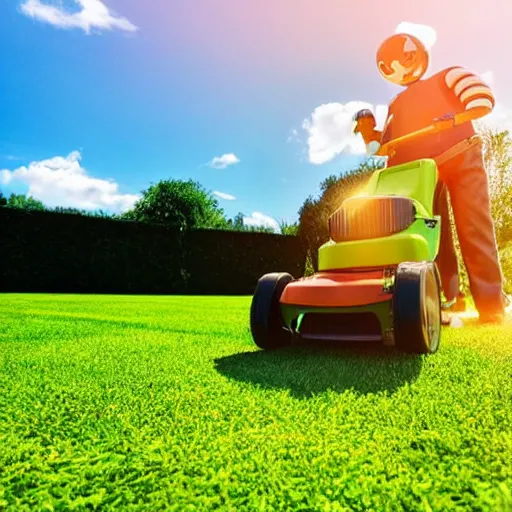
[0,207,185,294]
[184,229,306,295]
[0,207,306,295]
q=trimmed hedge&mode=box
[185,229,306,295]
[0,207,185,294]
[0,207,306,295]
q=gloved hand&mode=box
[366,140,381,156]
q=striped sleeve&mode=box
[444,67,495,112]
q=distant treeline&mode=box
[0,179,299,235]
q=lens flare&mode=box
[454,308,479,320]
[446,298,512,327]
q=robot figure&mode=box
[354,32,507,323]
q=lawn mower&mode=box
[250,121,461,355]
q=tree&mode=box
[298,158,384,270]
[223,212,280,233]
[232,212,245,230]
[480,127,512,246]
[482,128,512,293]
[0,192,7,207]
[447,126,512,294]
[6,193,46,210]
[225,212,248,231]
[278,220,299,236]
[121,179,229,230]
[53,206,113,218]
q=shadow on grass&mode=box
[215,340,423,398]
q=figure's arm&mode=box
[376,70,495,157]
[442,67,495,126]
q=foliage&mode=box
[0,185,281,234]
[500,241,512,294]
[298,158,385,270]
[226,212,245,230]
[0,207,306,295]
[52,206,113,218]
[223,212,300,235]
[278,220,299,236]
[1,293,511,511]
[0,192,114,218]
[223,212,276,234]
[480,127,512,246]
[303,251,315,277]
[121,179,229,231]
[446,127,512,295]
[4,193,46,210]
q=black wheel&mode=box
[250,272,293,350]
[393,262,441,354]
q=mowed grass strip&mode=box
[0,294,511,512]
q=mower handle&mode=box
[375,111,473,157]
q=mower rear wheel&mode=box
[393,262,441,354]
[250,272,293,350]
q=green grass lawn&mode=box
[0,294,511,512]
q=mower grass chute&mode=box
[250,158,443,354]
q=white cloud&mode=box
[213,190,236,201]
[395,21,437,49]
[20,0,137,34]
[243,211,279,232]
[302,101,388,164]
[209,153,240,169]
[0,150,139,213]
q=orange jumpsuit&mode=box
[380,67,506,320]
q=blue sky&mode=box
[2,0,511,229]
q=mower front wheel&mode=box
[393,262,442,354]
[250,272,293,350]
